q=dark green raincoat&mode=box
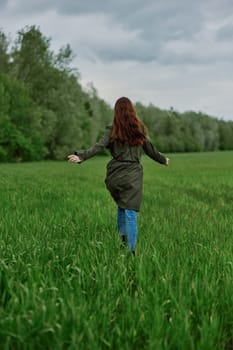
[76,125,167,211]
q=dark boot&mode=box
[120,235,127,248]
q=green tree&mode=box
[10,26,92,159]
[0,73,46,161]
[0,31,9,73]
[218,120,233,150]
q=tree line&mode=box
[0,26,233,162]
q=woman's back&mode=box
[108,140,142,163]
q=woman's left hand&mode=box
[67,154,82,163]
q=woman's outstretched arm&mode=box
[143,141,169,165]
[68,125,112,163]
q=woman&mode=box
[68,97,169,255]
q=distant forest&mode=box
[0,26,233,161]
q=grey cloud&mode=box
[2,0,54,14]
[59,0,205,64]
[160,50,233,66]
[4,0,204,41]
[86,42,158,63]
[0,0,8,10]
[203,0,233,18]
[2,0,233,66]
[3,0,142,16]
[70,0,204,63]
[216,25,233,42]
[57,0,144,17]
[64,0,204,42]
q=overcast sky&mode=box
[1,0,233,120]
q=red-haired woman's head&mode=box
[110,97,148,146]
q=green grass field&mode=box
[0,151,233,349]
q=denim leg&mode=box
[117,207,126,236]
[125,210,138,252]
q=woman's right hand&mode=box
[67,154,82,163]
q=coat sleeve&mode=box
[75,125,112,162]
[142,140,167,164]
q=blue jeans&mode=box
[117,207,138,251]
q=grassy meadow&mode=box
[0,151,233,349]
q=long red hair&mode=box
[110,97,148,146]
